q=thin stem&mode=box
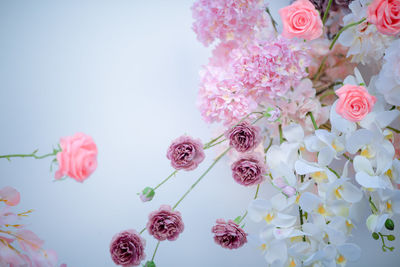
[316,82,342,96]
[153,170,178,190]
[139,227,146,235]
[172,147,231,210]
[378,232,394,252]
[0,150,59,160]
[299,207,306,241]
[307,112,318,130]
[312,55,328,81]
[369,196,378,214]
[319,90,336,101]
[343,153,353,162]
[266,7,278,33]
[205,138,227,149]
[264,138,273,153]
[254,184,260,199]
[387,126,400,134]
[237,184,260,225]
[327,166,340,178]
[151,241,161,261]
[322,0,333,25]
[279,124,284,144]
[330,18,366,50]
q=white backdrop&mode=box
[0,0,399,266]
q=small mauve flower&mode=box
[226,122,262,153]
[109,229,146,266]
[282,186,297,197]
[335,85,376,122]
[166,136,205,171]
[231,153,266,186]
[0,186,20,206]
[211,219,247,249]
[55,132,98,182]
[147,205,184,241]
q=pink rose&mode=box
[147,205,184,241]
[368,0,400,36]
[335,85,376,122]
[166,135,205,171]
[231,153,266,187]
[55,133,98,182]
[279,0,323,40]
[225,122,262,153]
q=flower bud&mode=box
[372,232,379,240]
[387,235,396,241]
[144,261,156,267]
[385,218,395,231]
[139,187,155,202]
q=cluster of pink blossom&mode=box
[0,186,65,267]
[198,37,310,125]
[191,0,268,46]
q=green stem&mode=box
[369,196,378,214]
[316,82,343,96]
[319,90,336,101]
[139,227,146,235]
[172,147,231,210]
[322,0,333,25]
[327,166,340,179]
[378,232,394,252]
[153,170,178,191]
[307,112,318,130]
[266,7,278,33]
[151,241,161,261]
[330,18,366,50]
[237,184,260,225]
[387,126,400,134]
[279,125,284,144]
[0,150,59,160]
[264,138,273,153]
[254,184,260,199]
[343,153,353,162]
[312,55,328,81]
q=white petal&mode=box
[376,147,392,175]
[366,214,378,232]
[265,240,287,265]
[341,182,363,203]
[346,129,373,154]
[304,135,325,152]
[376,110,400,129]
[330,101,357,134]
[295,160,324,175]
[353,155,374,175]
[248,199,271,222]
[283,123,304,143]
[272,213,297,228]
[355,172,385,189]
[271,193,289,211]
[338,243,361,261]
[299,192,322,212]
[318,147,335,166]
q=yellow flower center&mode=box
[336,255,346,264]
[264,213,275,223]
[361,145,375,158]
[334,186,343,199]
[386,169,393,179]
[317,204,327,215]
[289,259,296,267]
[311,171,328,182]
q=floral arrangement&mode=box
[1,0,400,266]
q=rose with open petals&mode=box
[280,0,323,40]
[109,229,146,266]
[0,186,20,206]
[231,154,266,186]
[226,122,261,153]
[335,85,376,122]
[211,219,247,249]
[55,133,98,182]
[368,0,400,36]
[147,205,184,241]
[167,136,205,171]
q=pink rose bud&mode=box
[368,0,400,36]
[282,186,297,197]
[226,122,262,153]
[0,186,20,206]
[335,84,377,122]
[55,132,98,182]
[139,187,155,202]
[109,229,146,266]
[166,136,205,171]
[279,0,323,41]
[147,205,184,241]
[211,219,247,249]
[231,153,267,187]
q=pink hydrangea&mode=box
[191,0,268,46]
[197,37,310,125]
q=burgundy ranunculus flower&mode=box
[308,0,354,16]
[211,219,247,249]
[166,135,205,171]
[225,122,261,153]
[231,153,266,186]
[109,229,146,266]
[147,205,184,241]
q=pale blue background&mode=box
[0,0,399,266]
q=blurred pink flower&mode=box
[0,186,20,206]
[192,0,268,46]
[55,132,98,182]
